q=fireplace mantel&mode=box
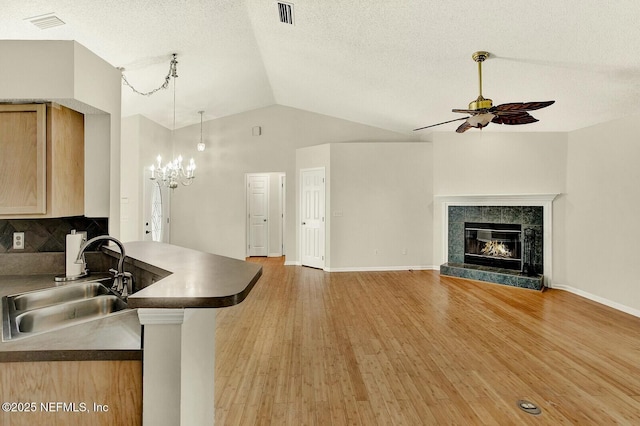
[434,194,559,205]
[435,194,560,287]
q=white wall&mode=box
[433,132,568,195]
[295,142,433,271]
[562,115,640,314]
[169,105,415,260]
[328,142,433,270]
[0,41,74,99]
[120,117,141,242]
[85,115,112,218]
[120,115,172,242]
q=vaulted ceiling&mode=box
[3,1,640,137]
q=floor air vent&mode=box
[278,2,294,25]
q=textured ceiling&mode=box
[2,0,640,136]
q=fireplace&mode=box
[464,222,522,271]
[436,196,559,291]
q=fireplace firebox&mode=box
[464,222,522,271]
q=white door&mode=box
[143,177,171,242]
[247,174,269,256]
[300,168,325,269]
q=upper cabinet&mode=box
[0,104,46,214]
[0,103,84,218]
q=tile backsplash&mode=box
[0,216,108,253]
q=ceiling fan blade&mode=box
[492,112,539,125]
[458,113,495,133]
[493,100,555,113]
[455,120,474,133]
[413,116,468,131]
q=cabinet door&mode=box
[0,104,46,214]
[47,104,84,217]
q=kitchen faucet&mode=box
[76,235,133,299]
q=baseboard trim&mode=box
[553,284,640,319]
[325,265,438,273]
[280,262,438,272]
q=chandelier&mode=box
[120,53,197,189]
[150,154,195,188]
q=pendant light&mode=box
[197,110,206,152]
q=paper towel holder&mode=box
[54,230,89,282]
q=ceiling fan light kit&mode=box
[414,50,554,133]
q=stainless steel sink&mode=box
[15,295,127,334]
[11,279,112,311]
[2,278,130,341]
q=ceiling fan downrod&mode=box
[469,51,493,111]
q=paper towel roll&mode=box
[66,230,87,277]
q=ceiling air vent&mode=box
[277,2,294,25]
[25,13,66,30]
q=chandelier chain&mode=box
[121,54,178,96]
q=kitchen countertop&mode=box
[0,241,262,361]
[121,241,263,309]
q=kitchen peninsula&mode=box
[116,241,263,425]
[1,241,262,426]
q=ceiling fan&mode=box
[414,51,554,133]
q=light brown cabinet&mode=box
[1,360,142,425]
[0,104,84,218]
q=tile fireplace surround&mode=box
[436,194,558,289]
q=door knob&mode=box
[264,219,267,222]
[145,230,150,234]
[302,222,306,225]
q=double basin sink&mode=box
[2,277,129,341]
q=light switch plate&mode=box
[13,232,25,250]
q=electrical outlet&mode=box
[13,232,25,250]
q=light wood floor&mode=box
[215,257,640,425]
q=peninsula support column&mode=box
[180,308,216,425]
[137,308,217,426]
